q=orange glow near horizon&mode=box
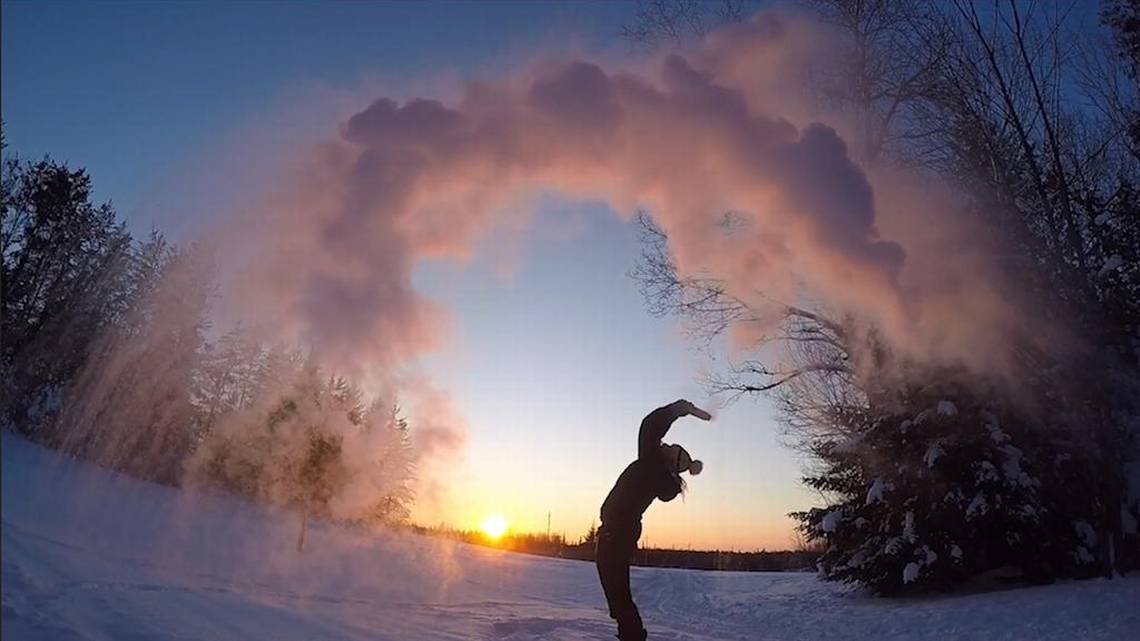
[480,514,509,540]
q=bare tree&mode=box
[620,0,753,50]
[800,0,956,164]
[631,212,861,448]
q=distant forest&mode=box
[407,523,819,572]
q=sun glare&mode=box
[480,514,509,539]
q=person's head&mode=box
[659,443,703,476]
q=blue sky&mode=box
[3,0,810,549]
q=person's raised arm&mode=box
[637,399,710,460]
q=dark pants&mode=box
[595,523,645,641]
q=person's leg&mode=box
[596,555,620,619]
[597,559,645,640]
[596,531,645,641]
[612,559,645,640]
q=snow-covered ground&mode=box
[2,433,1138,641]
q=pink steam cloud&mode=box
[218,11,1026,429]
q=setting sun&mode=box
[480,514,509,540]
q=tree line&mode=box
[410,522,817,572]
[625,0,1140,593]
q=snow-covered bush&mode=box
[793,376,1134,593]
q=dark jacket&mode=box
[599,404,684,536]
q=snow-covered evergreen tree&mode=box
[190,326,269,446]
[50,235,214,484]
[186,363,416,547]
[792,373,1124,593]
[1,158,133,435]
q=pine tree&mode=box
[191,326,265,446]
[51,235,214,484]
[793,371,1123,593]
[1,158,133,435]
[185,364,417,547]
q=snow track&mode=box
[3,433,1138,641]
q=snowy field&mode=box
[2,433,1138,641]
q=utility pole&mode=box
[546,511,551,538]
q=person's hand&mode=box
[675,399,712,421]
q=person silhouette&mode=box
[596,399,710,641]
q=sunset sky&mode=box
[2,1,815,550]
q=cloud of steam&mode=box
[216,10,1027,452]
[404,383,468,461]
